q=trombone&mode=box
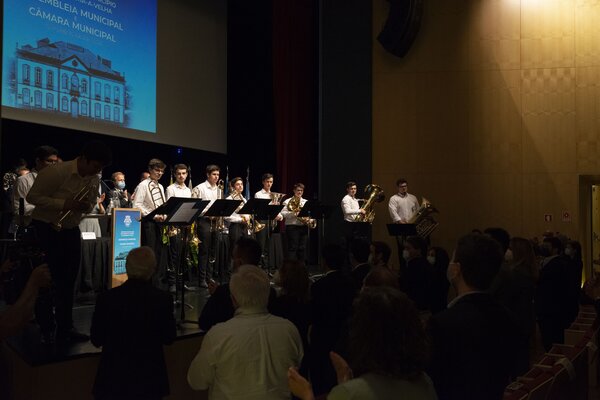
[53,179,98,231]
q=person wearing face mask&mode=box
[427,233,519,400]
[427,246,450,314]
[107,171,130,212]
[399,236,433,312]
[534,236,572,351]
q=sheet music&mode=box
[168,203,199,223]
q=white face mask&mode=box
[427,256,436,265]
[402,249,410,261]
[504,249,513,262]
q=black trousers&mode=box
[228,222,248,252]
[33,220,81,337]
[196,218,213,283]
[286,224,308,262]
[141,221,168,290]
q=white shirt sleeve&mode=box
[388,195,401,222]
[187,333,215,391]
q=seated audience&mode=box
[90,246,176,400]
[427,246,450,314]
[198,237,276,331]
[309,244,355,396]
[289,287,437,400]
[188,265,303,399]
[427,233,519,400]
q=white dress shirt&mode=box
[225,193,248,224]
[13,170,38,224]
[187,307,303,400]
[132,178,165,217]
[281,197,307,226]
[388,193,419,223]
[27,159,99,229]
[165,183,191,200]
[192,180,220,216]
[341,194,361,222]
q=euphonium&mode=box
[287,196,316,229]
[53,178,99,231]
[354,184,385,223]
[407,197,439,238]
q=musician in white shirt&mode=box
[166,164,192,200]
[191,164,221,285]
[388,178,419,224]
[133,159,168,289]
[340,181,365,222]
[254,173,283,266]
[225,177,250,250]
[281,183,313,262]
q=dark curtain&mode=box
[272,0,318,199]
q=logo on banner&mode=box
[124,215,132,227]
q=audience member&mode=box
[198,237,275,331]
[348,238,371,292]
[427,233,519,400]
[399,236,432,311]
[289,287,437,400]
[427,246,450,314]
[490,237,536,376]
[90,247,176,400]
[535,236,573,351]
[362,266,400,290]
[369,241,391,269]
[188,265,303,399]
[309,244,355,396]
[565,240,583,323]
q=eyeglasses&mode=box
[153,169,165,174]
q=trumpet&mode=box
[53,179,98,231]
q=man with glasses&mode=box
[133,159,169,290]
[12,145,59,229]
[388,178,419,224]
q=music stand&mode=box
[297,201,331,266]
[256,204,284,273]
[155,198,208,327]
[387,223,417,269]
[238,198,271,230]
[202,199,242,282]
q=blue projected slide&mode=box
[2,0,157,133]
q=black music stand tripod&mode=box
[298,200,332,267]
[257,204,284,274]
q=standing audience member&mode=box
[535,236,572,351]
[427,246,450,314]
[90,247,176,400]
[270,259,312,372]
[289,287,437,400]
[188,265,303,400]
[427,233,519,400]
[565,240,583,324]
[490,237,537,377]
[400,236,432,312]
[309,244,355,396]
[348,238,371,293]
[369,241,391,269]
[362,266,400,290]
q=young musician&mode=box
[254,173,283,266]
[225,177,250,249]
[191,165,221,286]
[133,159,169,290]
[281,183,314,262]
[27,141,111,346]
[341,181,369,250]
[166,164,191,200]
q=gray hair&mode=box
[125,246,156,280]
[229,265,270,309]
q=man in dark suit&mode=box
[535,236,573,351]
[427,234,519,400]
[90,247,176,400]
[309,244,355,396]
[349,238,371,293]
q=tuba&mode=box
[287,196,317,229]
[354,184,385,223]
[407,197,439,238]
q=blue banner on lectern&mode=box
[112,208,141,278]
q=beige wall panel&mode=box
[521,114,577,173]
[468,70,522,173]
[521,0,575,69]
[576,66,600,142]
[522,173,578,238]
[575,1,600,66]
